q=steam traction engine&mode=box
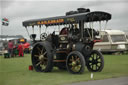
[22,8,111,74]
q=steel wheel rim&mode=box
[33,45,48,71]
[88,53,102,71]
[68,54,82,72]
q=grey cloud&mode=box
[1,0,128,39]
[1,0,16,9]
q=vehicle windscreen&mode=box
[111,35,126,42]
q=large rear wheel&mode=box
[66,51,85,74]
[32,42,53,72]
[86,50,104,72]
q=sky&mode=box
[0,0,128,39]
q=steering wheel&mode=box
[40,33,47,40]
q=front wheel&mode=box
[86,50,104,72]
[66,51,85,74]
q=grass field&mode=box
[0,54,128,85]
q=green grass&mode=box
[0,54,128,85]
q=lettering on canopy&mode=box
[37,19,64,25]
[67,18,75,22]
[29,22,36,26]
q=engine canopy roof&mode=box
[22,10,111,28]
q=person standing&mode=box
[18,43,24,57]
[8,40,14,57]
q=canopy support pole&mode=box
[99,21,101,31]
[79,20,84,40]
[104,20,108,30]
[39,27,41,36]
[89,22,93,39]
[32,27,34,34]
[45,27,47,33]
[58,25,60,32]
[99,21,102,38]
[91,22,94,40]
[25,27,30,39]
[85,23,91,39]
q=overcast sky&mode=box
[0,0,128,39]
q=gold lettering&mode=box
[41,21,44,24]
[37,21,41,25]
[56,19,59,23]
[37,19,64,25]
[52,20,55,23]
[60,19,64,22]
[44,21,47,24]
[67,18,75,22]
[48,20,51,24]
[51,20,54,23]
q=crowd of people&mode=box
[4,40,30,58]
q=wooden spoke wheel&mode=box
[66,51,85,74]
[86,50,104,72]
[32,42,53,72]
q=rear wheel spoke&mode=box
[43,51,47,56]
[36,61,42,66]
[34,55,39,57]
[37,47,41,52]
